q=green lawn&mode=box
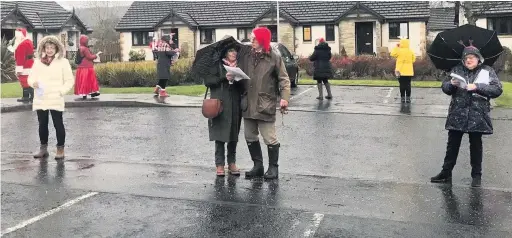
[298,79,442,88]
[0,83,206,98]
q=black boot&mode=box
[28,87,34,102]
[400,97,406,103]
[430,171,452,183]
[17,88,30,102]
[264,144,280,180]
[245,141,264,178]
[471,177,481,187]
[405,96,411,103]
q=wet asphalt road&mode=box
[1,86,512,237]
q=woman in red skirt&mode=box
[75,35,101,100]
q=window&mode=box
[488,17,512,35]
[303,25,312,42]
[200,29,215,44]
[325,24,335,41]
[132,31,151,46]
[266,25,278,42]
[389,22,409,39]
[237,28,252,41]
[32,32,37,49]
[161,28,179,46]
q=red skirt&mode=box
[74,67,100,95]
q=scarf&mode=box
[41,55,55,66]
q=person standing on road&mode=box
[391,38,416,103]
[153,34,180,98]
[75,35,101,100]
[204,48,243,176]
[430,44,502,187]
[238,27,291,180]
[309,38,333,100]
[28,35,74,160]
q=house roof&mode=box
[0,1,91,32]
[428,8,457,31]
[472,1,512,16]
[116,1,430,30]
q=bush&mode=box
[1,37,17,83]
[129,49,146,62]
[68,59,77,70]
[95,58,194,87]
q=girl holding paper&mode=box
[431,43,503,187]
[204,48,244,176]
[27,35,74,160]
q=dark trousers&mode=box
[215,141,237,166]
[398,76,412,97]
[315,78,329,84]
[157,78,168,89]
[37,110,65,146]
[442,130,483,178]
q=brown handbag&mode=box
[202,86,223,119]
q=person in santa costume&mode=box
[74,35,101,100]
[13,28,35,103]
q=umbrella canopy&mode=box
[191,36,251,80]
[427,24,503,71]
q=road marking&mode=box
[303,213,324,237]
[383,87,394,103]
[290,86,315,100]
[1,192,99,236]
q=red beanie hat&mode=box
[318,38,325,43]
[251,27,271,52]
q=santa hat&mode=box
[15,28,27,39]
[251,27,271,52]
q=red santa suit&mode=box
[74,35,100,98]
[13,28,34,89]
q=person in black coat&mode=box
[154,35,179,98]
[431,45,503,187]
[309,38,333,100]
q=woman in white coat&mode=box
[28,35,74,160]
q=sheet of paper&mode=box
[36,82,44,97]
[223,65,250,81]
[450,73,468,89]
[474,69,490,85]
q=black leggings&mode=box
[37,110,65,146]
[442,130,483,178]
[157,78,168,89]
[398,76,412,97]
[315,78,329,84]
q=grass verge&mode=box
[1,83,206,98]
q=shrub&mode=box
[1,37,16,83]
[129,49,146,62]
[68,59,77,70]
[95,58,194,87]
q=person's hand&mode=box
[226,73,234,81]
[174,48,181,53]
[451,79,460,87]
[33,82,39,88]
[467,83,477,91]
[280,99,288,109]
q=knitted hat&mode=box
[251,27,271,52]
[459,40,484,63]
[318,38,325,43]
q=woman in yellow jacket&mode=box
[391,39,416,103]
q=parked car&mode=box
[242,42,300,88]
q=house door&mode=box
[355,22,373,55]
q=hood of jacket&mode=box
[80,35,89,47]
[37,35,66,59]
[399,39,410,48]
[315,42,331,51]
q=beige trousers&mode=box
[244,118,279,145]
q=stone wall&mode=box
[279,23,295,53]
[339,20,356,55]
[177,27,195,58]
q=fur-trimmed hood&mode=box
[37,35,66,59]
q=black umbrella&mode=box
[190,36,251,79]
[427,24,504,71]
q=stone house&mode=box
[1,1,91,57]
[116,1,430,61]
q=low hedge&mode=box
[95,58,197,87]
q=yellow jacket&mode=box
[391,39,416,76]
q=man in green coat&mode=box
[237,27,291,179]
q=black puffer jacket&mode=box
[309,42,333,79]
[442,64,503,134]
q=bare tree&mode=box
[455,1,497,26]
